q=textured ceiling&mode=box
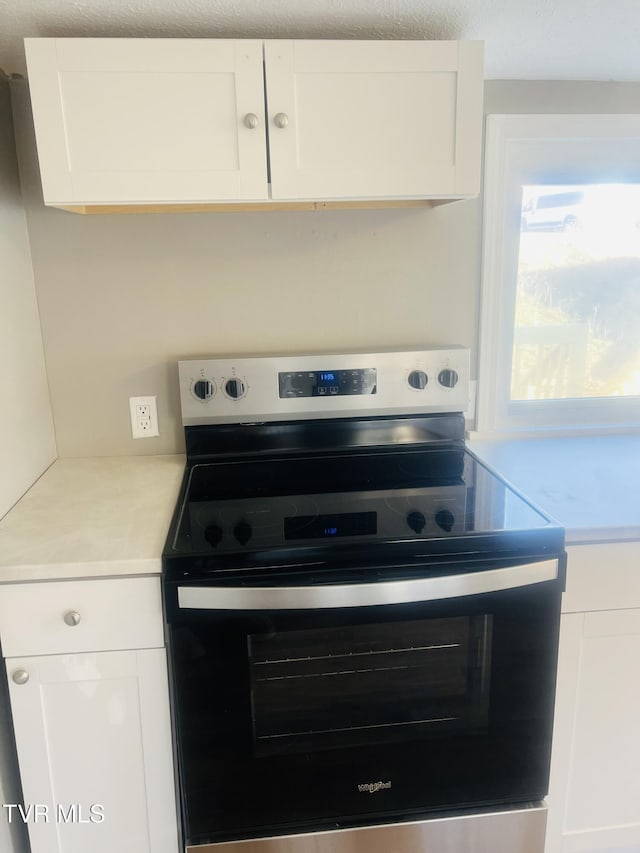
[1,0,640,81]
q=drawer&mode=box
[0,576,164,657]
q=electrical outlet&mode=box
[129,396,159,439]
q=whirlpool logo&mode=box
[357,780,392,794]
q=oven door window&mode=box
[249,616,491,757]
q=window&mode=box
[478,115,640,436]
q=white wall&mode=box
[484,79,640,113]
[0,77,55,516]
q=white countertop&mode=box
[0,455,185,583]
[469,434,640,545]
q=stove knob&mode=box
[234,520,252,546]
[437,369,459,389]
[225,378,246,400]
[193,379,215,400]
[435,509,455,533]
[204,524,223,547]
[406,511,426,534]
[407,370,428,390]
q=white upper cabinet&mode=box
[24,39,268,205]
[24,38,484,210]
[265,40,483,201]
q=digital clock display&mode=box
[284,512,377,540]
[278,368,377,398]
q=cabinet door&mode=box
[546,610,640,853]
[6,649,179,853]
[265,40,483,200]
[25,38,268,204]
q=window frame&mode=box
[477,114,640,437]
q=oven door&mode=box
[166,556,564,847]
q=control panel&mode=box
[178,346,470,426]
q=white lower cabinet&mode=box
[545,544,640,853]
[0,577,179,853]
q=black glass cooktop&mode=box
[164,447,561,567]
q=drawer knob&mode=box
[274,112,289,129]
[63,610,81,627]
[12,670,29,685]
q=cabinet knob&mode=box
[274,113,289,129]
[243,113,259,129]
[12,670,29,685]
[63,610,81,627]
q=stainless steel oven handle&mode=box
[177,559,559,611]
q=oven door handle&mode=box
[177,559,559,611]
